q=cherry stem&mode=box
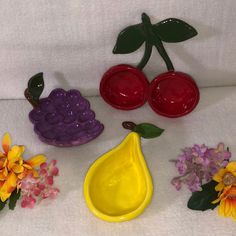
[141,13,175,71]
[122,121,137,131]
[137,42,152,70]
[153,38,174,71]
[24,88,39,107]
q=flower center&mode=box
[223,173,236,186]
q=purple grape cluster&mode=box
[29,89,104,147]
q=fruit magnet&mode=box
[84,121,164,222]
[100,13,199,117]
[25,73,104,147]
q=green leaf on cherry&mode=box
[152,18,197,43]
[113,24,145,54]
[28,72,44,102]
[187,180,219,211]
[133,123,164,139]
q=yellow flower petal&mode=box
[2,133,11,154]
[0,191,11,202]
[0,160,4,169]
[3,158,7,167]
[224,200,232,217]
[212,196,221,204]
[226,162,236,173]
[0,172,17,202]
[215,182,225,192]
[26,155,46,168]
[19,145,25,155]
[32,169,39,178]
[7,145,21,162]
[232,208,236,220]
[213,168,227,182]
[218,200,226,217]
[17,172,26,180]
[12,164,24,174]
[0,171,6,181]
[7,161,14,170]
[3,172,17,190]
[0,151,4,157]
[3,167,8,177]
[23,164,32,170]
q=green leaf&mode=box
[9,189,21,210]
[0,200,7,211]
[152,18,198,43]
[187,180,219,211]
[113,24,145,54]
[133,123,164,139]
[28,72,44,102]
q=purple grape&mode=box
[29,88,104,147]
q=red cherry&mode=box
[148,71,199,118]
[100,64,149,110]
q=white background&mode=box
[0,0,236,98]
[0,1,236,236]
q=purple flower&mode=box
[171,143,231,192]
[186,173,201,192]
[171,178,182,191]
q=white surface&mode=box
[0,87,236,236]
[1,0,236,99]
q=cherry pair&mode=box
[100,13,200,118]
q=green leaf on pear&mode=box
[187,180,219,211]
[152,18,198,43]
[133,123,164,139]
[113,24,145,54]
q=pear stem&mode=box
[122,121,137,131]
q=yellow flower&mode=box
[0,172,17,202]
[212,186,236,220]
[212,161,236,220]
[213,162,236,192]
[0,133,46,202]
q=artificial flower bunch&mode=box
[0,133,59,210]
[171,143,236,221]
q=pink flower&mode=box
[48,160,59,176]
[42,187,60,199]
[19,159,59,208]
[46,176,54,186]
[21,195,36,208]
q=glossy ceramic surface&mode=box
[29,89,104,147]
[148,71,200,118]
[100,64,149,110]
[84,132,153,222]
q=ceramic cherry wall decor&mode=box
[100,13,200,117]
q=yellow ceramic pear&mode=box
[84,121,164,222]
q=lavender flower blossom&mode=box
[171,143,231,192]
